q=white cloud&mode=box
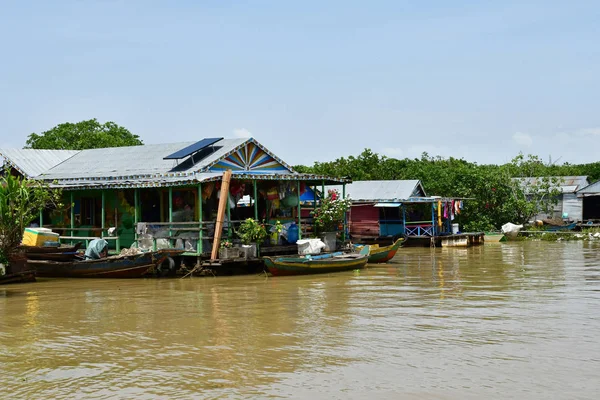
[512,132,533,147]
[233,128,252,138]
[576,127,600,137]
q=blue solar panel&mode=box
[164,138,224,160]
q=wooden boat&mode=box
[27,249,184,278]
[545,222,577,232]
[484,232,506,243]
[20,243,81,254]
[26,251,80,262]
[0,271,36,285]
[355,238,403,263]
[263,246,369,277]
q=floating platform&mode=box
[404,232,485,247]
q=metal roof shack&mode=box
[577,180,600,196]
[0,137,347,189]
[512,176,590,194]
[329,180,427,203]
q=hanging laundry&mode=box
[437,200,442,227]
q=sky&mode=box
[1,0,599,166]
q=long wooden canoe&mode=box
[27,249,184,278]
[0,271,36,285]
[356,238,404,263]
[264,246,369,277]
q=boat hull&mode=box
[484,233,506,243]
[359,238,403,263]
[0,271,36,285]
[264,255,368,276]
[28,250,183,278]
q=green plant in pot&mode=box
[311,190,351,234]
[236,218,267,245]
[311,189,351,251]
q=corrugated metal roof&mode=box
[2,138,348,189]
[329,180,426,202]
[41,138,250,180]
[0,148,79,178]
[49,171,346,190]
[577,180,600,195]
[512,176,589,193]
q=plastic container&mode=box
[451,223,460,234]
[287,223,299,244]
[22,228,59,247]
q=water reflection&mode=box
[1,242,600,399]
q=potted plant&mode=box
[311,189,351,251]
[236,218,267,258]
[270,220,284,245]
[218,240,239,259]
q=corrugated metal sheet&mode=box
[562,193,583,221]
[0,149,79,178]
[577,180,600,195]
[513,176,589,193]
[41,139,249,180]
[2,138,347,189]
[49,171,346,190]
[329,180,426,202]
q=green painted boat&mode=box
[356,238,404,263]
[264,246,369,277]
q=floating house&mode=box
[1,138,346,264]
[330,180,477,246]
[513,176,590,222]
[576,180,600,223]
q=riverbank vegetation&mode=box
[0,174,61,264]
[295,151,600,232]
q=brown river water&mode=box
[1,241,600,399]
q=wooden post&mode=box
[39,210,43,228]
[70,191,75,238]
[169,186,173,247]
[134,189,139,243]
[226,192,232,239]
[297,180,302,239]
[101,191,105,237]
[211,170,232,260]
[342,183,346,242]
[198,183,203,255]
[431,202,436,235]
[253,180,258,220]
[402,205,406,235]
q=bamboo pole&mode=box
[211,170,232,260]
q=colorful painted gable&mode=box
[209,142,290,173]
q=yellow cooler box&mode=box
[22,228,60,247]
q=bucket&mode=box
[321,232,337,252]
[452,223,460,234]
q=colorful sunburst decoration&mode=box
[210,142,289,172]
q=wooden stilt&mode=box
[211,170,232,260]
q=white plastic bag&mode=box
[501,223,523,238]
[297,238,326,255]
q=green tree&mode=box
[25,119,143,150]
[0,174,62,267]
